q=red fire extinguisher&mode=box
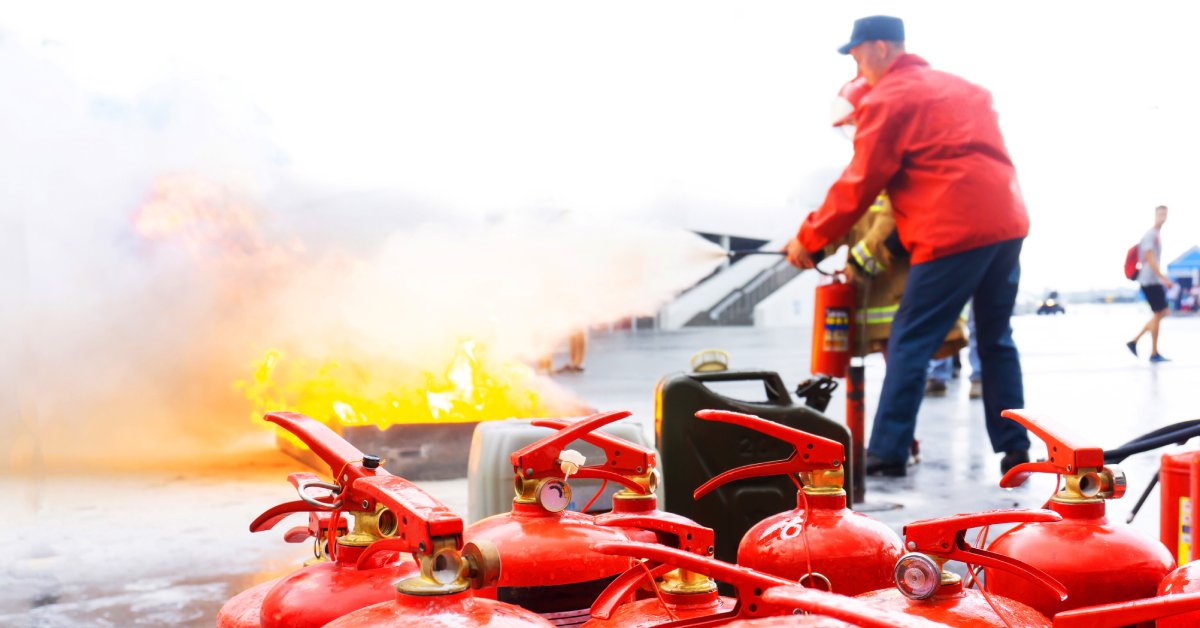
[984,410,1175,620]
[811,273,855,379]
[690,409,902,595]
[857,509,1068,627]
[319,502,552,627]
[218,412,440,628]
[465,410,659,625]
[218,510,350,628]
[1161,449,1200,565]
[586,541,941,627]
[1157,561,1200,627]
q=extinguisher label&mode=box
[823,307,850,352]
[540,608,591,626]
[1181,496,1192,564]
[762,514,808,541]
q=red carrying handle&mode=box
[593,514,715,556]
[532,417,656,479]
[904,509,1068,601]
[692,409,844,500]
[761,586,947,628]
[588,541,795,623]
[998,410,1106,488]
[252,411,464,569]
[1053,591,1200,627]
[353,475,464,568]
[509,410,647,494]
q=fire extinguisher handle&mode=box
[592,514,715,556]
[904,508,1068,601]
[510,410,633,477]
[589,541,795,621]
[588,560,676,620]
[999,410,1105,487]
[761,587,946,628]
[1052,590,1200,627]
[265,412,374,482]
[531,417,656,480]
[250,499,322,533]
[689,370,792,404]
[692,409,844,499]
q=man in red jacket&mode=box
[786,15,1030,476]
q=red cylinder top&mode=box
[857,583,1051,627]
[325,589,554,627]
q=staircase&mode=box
[686,258,801,326]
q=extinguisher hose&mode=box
[1125,470,1160,524]
[1104,419,1200,464]
[636,560,679,622]
[789,475,818,592]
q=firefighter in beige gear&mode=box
[825,77,966,361]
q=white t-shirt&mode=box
[1138,227,1162,286]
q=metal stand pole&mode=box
[847,361,866,505]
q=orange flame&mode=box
[236,340,559,447]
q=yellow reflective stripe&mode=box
[858,305,898,325]
[851,242,884,275]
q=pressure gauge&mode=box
[536,478,572,513]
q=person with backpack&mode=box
[1127,205,1173,362]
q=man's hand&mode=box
[785,238,815,269]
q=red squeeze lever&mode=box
[904,509,1069,601]
[998,409,1106,488]
[589,542,938,627]
[1053,591,1200,627]
[692,409,844,499]
[532,417,656,481]
[247,412,463,569]
[509,410,646,494]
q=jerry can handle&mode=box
[688,370,792,404]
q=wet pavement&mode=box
[3,302,1198,625]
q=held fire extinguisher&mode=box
[586,541,939,628]
[811,273,855,379]
[464,410,657,625]
[218,412,440,628]
[690,409,902,596]
[856,509,1068,627]
[985,410,1175,620]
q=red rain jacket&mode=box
[798,54,1029,265]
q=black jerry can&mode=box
[655,369,852,565]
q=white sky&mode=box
[4,0,1199,292]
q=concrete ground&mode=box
[2,302,1198,626]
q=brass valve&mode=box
[339,503,400,547]
[1053,466,1127,504]
[799,466,845,496]
[658,568,717,595]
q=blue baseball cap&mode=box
[838,16,905,55]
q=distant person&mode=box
[786,15,1031,476]
[1127,205,1173,363]
[538,328,587,374]
[562,329,586,373]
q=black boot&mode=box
[1000,450,1029,475]
[866,454,907,477]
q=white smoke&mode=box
[0,30,726,470]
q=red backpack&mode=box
[1125,244,1141,281]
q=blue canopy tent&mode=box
[1167,246,1200,310]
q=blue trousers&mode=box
[867,238,1029,463]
